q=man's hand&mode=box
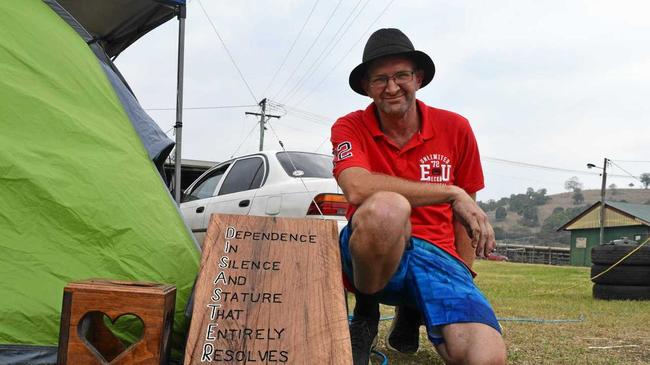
[450,189,495,258]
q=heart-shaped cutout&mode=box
[78,311,144,363]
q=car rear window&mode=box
[276,152,333,178]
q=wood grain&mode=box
[57,280,176,365]
[184,214,351,364]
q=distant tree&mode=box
[532,188,550,205]
[539,210,570,242]
[519,205,539,227]
[566,205,589,220]
[508,193,533,215]
[609,183,618,195]
[565,176,583,192]
[497,197,509,207]
[641,173,650,189]
[541,212,568,233]
[537,206,582,245]
[508,194,522,213]
[526,187,535,197]
[572,189,584,205]
[495,206,507,221]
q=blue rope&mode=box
[371,349,389,365]
[497,314,584,323]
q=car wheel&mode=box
[593,283,650,300]
[591,244,650,266]
[591,264,650,286]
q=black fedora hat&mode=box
[349,28,435,96]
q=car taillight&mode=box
[307,193,348,216]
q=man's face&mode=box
[363,56,423,118]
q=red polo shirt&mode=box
[331,99,484,261]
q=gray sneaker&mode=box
[349,315,378,365]
[386,305,422,354]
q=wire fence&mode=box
[495,242,571,265]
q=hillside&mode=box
[481,188,650,245]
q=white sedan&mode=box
[180,151,349,245]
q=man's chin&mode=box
[379,103,408,117]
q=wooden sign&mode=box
[184,214,351,364]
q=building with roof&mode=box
[558,201,650,266]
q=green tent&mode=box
[0,1,199,363]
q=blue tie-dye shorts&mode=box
[339,224,501,344]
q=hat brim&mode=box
[349,50,435,96]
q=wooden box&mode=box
[57,279,176,365]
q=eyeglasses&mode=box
[367,70,415,89]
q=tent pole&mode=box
[174,4,186,205]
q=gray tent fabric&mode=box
[54,0,184,58]
[0,345,56,365]
[44,0,176,170]
[99,62,175,168]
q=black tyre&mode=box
[591,264,650,285]
[593,284,650,300]
[591,244,650,266]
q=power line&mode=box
[293,0,395,106]
[292,0,370,107]
[271,119,325,135]
[270,100,333,121]
[281,0,365,104]
[196,0,258,104]
[144,104,257,111]
[611,159,650,163]
[609,160,641,181]
[274,102,334,126]
[262,0,321,97]
[483,156,631,178]
[273,0,344,101]
[230,117,261,158]
[313,136,330,153]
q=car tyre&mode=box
[591,264,650,286]
[591,244,650,266]
[593,283,650,300]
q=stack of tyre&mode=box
[591,240,650,300]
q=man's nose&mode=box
[385,77,400,93]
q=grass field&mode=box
[356,260,650,364]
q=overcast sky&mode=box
[115,0,650,201]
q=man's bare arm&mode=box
[338,167,459,207]
[338,167,495,256]
[455,193,480,267]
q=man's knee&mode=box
[440,324,506,365]
[353,191,411,233]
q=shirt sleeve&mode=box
[453,117,484,195]
[330,114,371,179]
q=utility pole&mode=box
[588,157,609,244]
[599,158,609,244]
[173,4,186,205]
[245,98,281,151]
